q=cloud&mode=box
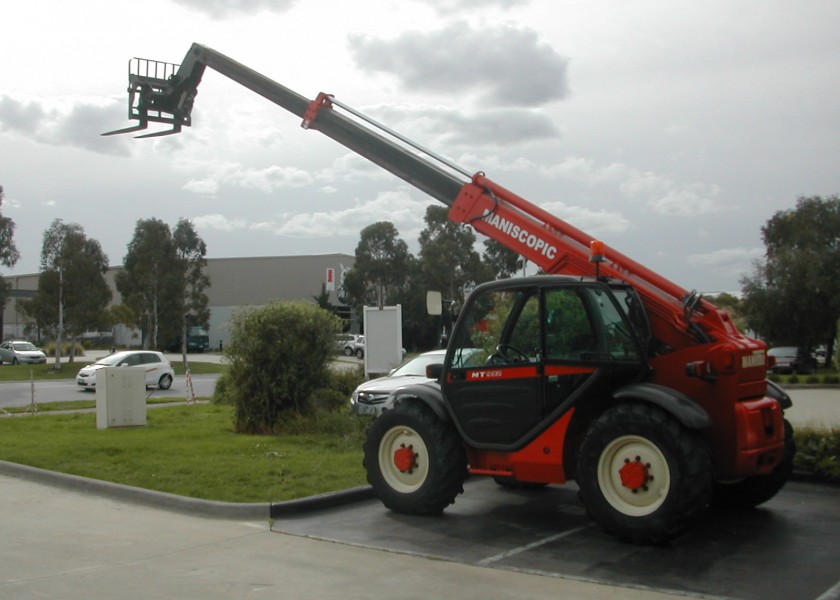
[181,152,394,197]
[368,104,560,150]
[539,201,631,237]
[418,0,530,15]
[170,0,298,18]
[192,214,248,231]
[0,95,131,156]
[687,247,764,283]
[536,156,725,218]
[193,189,428,241]
[349,22,569,107]
[182,163,314,195]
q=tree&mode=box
[741,195,840,363]
[344,222,412,308]
[706,292,747,333]
[0,186,20,308]
[483,238,524,279]
[417,206,494,346]
[418,206,493,308]
[116,218,180,349]
[221,301,342,433]
[24,220,110,367]
[172,219,210,365]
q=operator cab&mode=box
[442,276,649,449]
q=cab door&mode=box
[443,286,544,447]
[442,281,646,449]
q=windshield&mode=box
[13,342,38,351]
[390,354,444,377]
[768,347,797,358]
[95,354,128,366]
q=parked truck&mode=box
[105,44,794,543]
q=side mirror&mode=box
[426,291,442,316]
[425,363,443,380]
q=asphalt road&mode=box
[272,476,840,600]
[0,374,220,409]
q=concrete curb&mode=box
[0,460,373,520]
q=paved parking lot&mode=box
[271,477,840,600]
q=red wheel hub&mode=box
[619,458,649,490]
[393,445,416,473]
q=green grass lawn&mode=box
[0,360,227,382]
[0,404,369,503]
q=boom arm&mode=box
[104,43,748,353]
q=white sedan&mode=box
[351,348,479,416]
[0,340,47,365]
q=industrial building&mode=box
[1,253,355,349]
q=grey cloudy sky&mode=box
[1,0,838,294]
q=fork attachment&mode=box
[102,57,200,137]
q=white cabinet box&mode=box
[96,367,147,429]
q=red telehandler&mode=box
[105,44,794,543]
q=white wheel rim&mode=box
[378,425,429,493]
[597,434,671,516]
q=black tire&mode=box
[576,402,713,544]
[344,347,353,356]
[712,419,795,509]
[355,348,364,359]
[158,373,173,390]
[363,400,467,515]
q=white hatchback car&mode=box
[76,350,175,391]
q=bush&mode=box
[42,341,86,358]
[324,366,366,398]
[794,428,840,483]
[211,371,235,405]
[224,301,342,434]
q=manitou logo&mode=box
[485,213,558,260]
[468,370,504,380]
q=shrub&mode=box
[224,301,342,434]
[324,366,366,398]
[794,428,840,483]
[211,371,235,405]
[42,341,86,358]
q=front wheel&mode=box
[363,401,467,515]
[577,403,713,544]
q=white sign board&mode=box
[363,305,403,376]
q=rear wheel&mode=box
[157,373,173,390]
[713,419,795,508]
[577,403,713,544]
[364,401,467,515]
